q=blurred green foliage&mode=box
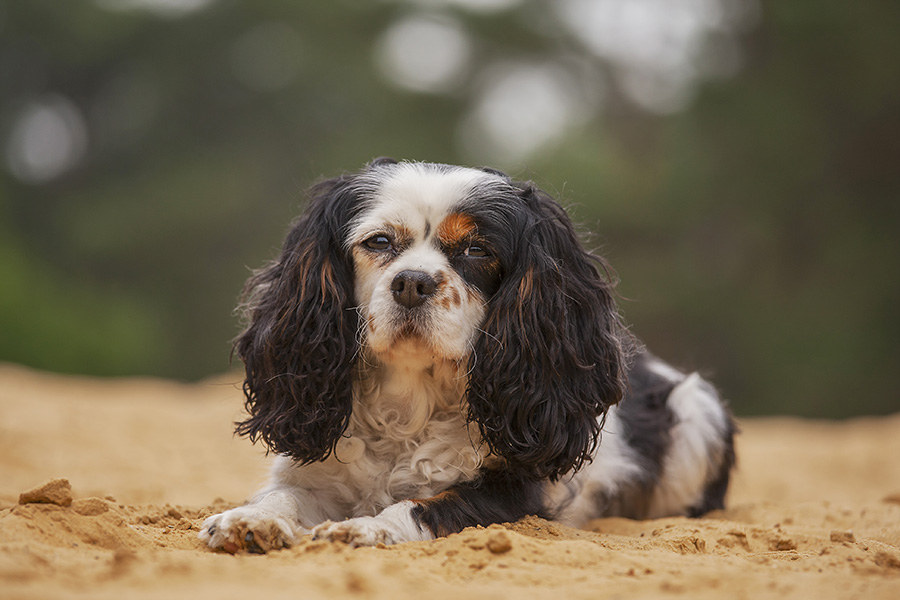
[1,0,897,417]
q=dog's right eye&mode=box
[363,235,392,251]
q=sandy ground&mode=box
[1,363,898,600]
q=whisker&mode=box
[475,326,503,349]
[455,340,478,380]
[351,309,380,369]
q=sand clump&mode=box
[18,478,73,507]
[1,364,899,599]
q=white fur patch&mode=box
[646,373,729,517]
[311,501,432,546]
[349,162,490,244]
[550,407,645,528]
[201,360,486,551]
[644,354,687,384]
[288,359,487,520]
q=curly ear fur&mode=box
[467,184,633,481]
[234,176,365,464]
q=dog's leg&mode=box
[200,456,337,553]
[311,470,547,547]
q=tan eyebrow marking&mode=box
[392,223,415,247]
[435,213,476,247]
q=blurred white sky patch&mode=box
[230,22,304,93]
[554,0,759,114]
[5,95,89,184]
[94,0,216,18]
[458,62,598,163]
[375,14,472,94]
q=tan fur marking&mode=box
[392,223,415,246]
[436,213,477,247]
[319,257,336,306]
[411,489,458,509]
[517,266,534,300]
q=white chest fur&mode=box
[274,357,487,520]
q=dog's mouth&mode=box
[364,308,476,366]
[364,307,430,343]
[391,313,431,342]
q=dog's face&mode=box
[348,164,506,363]
[234,159,632,480]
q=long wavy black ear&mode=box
[234,176,364,464]
[467,183,633,481]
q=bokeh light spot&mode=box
[375,14,472,94]
[5,95,89,184]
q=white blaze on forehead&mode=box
[350,163,493,243]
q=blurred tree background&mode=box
[1,0,897,417]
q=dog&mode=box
[200,158,736,553]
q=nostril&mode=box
[391,270,437,309]
[417,279,436,297]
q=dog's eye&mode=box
[363,235,392,251]
[464,244,490,258]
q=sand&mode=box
[1,363,898,599]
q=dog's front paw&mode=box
[200,507,299,554]
[311,517,398,547]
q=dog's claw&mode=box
[245,531,265,554]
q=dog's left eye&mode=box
[363,235,392,251]
[464,244,490,258]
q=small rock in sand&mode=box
[486,531,513,554]
[18,478,73,507]
[882,493,900,505]
[73,497,110,516]
[829,530,855,544]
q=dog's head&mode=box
[235,159,632,480]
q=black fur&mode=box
[233,176,368,464]
[589,352,678,518]
[410,470,549,538]
[620,352,678,479]
[444,238,503,299]
[479,166,510,180]
[464,182,633,481]
[368,156,399,168]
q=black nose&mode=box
[391,270,437,309]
